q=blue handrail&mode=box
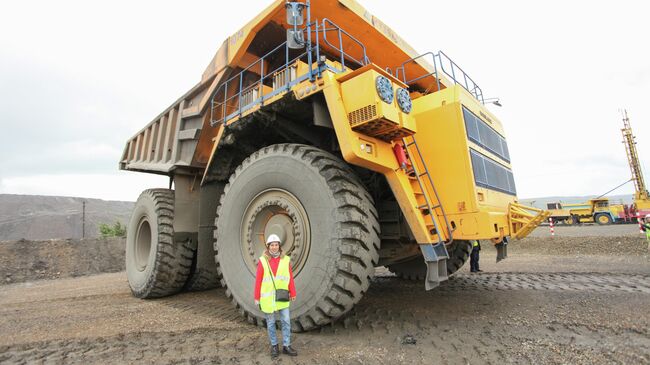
[209,17,371,127]
[395,51,484,104]
[321,18,370,71]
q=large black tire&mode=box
[387,240,473,280]
[183,239,220,291]
[126,189,194,298]
[214,144,380,332]
[595,213,613,225]
[184,182,225,291]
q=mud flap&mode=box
[421,242,450,291]
[495,237,508,263]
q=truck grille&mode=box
[348,104,377,126]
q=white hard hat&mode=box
[266,234,281,245]
[646,214,650,219]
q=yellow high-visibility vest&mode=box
[259,255,291,314]
[472,240,479,247]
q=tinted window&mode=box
[462,106,510,163]
[463,108,480,142]
[470,149,517,195]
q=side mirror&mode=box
[286,2,304,25]
[285,2,306,49]
[287,29,305,49]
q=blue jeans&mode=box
[265,308,291,347]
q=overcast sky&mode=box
[1,0,648,202]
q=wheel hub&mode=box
[135,218,152,271]
[241,189,311,276]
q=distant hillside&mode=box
[0,193,637,241]
[0,194,133,241]
[520,194,634,210]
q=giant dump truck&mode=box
[120,0,548,331]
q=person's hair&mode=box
[264,246,284,258]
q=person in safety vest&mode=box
[470,240,482,273]
[254,234,297,359]
[643,214,650,244]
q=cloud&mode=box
[0,0,649,202]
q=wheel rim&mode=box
[598,215,609,224]
[135,218,152,271]
[240,189,311,276]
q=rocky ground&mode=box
[0,238,124,285]
[0,227,649,364]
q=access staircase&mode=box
[401,135,453,290]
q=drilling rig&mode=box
[622,110,650,215]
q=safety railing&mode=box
[210,19,370,127]
[321,18,370,71]
[209,40,312,127]
[395,51,484,103]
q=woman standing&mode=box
[254,234,298,359]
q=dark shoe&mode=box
[271,345,279,359]
[283,345,298,356]
[476,269,483,272]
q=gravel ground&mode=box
[528,222,642,237]
[0,233,649,364]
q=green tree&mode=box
[99,221,127,238]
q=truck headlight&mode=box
[375,76,393,104]
[396,88,412,114]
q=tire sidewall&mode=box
[126,193,159,293]
[217,152,341,320]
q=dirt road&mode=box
[529,222,641,237]
[1,238,649,365]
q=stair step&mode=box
[401,135,451,244]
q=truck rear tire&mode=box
[184,181,225,291]
[388,240,472,280]
[184,249,219,291]
[214,144,380,331]
[126,189,194,298]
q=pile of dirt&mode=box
[0,194,133,241]
[513,235,648,256]
[0,238,125,285]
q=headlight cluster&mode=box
[395,88,412,114]
[375,76,393,104]
[375,76,411,114]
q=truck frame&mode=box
[120,0,547,331]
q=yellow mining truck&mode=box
[548,198,618,225]
[120,0,548,330]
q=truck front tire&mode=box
[214,144,380,331]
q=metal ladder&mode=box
[402,135,453,290]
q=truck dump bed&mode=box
[120,0,463,176]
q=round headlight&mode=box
[375,76,393,104]
[396,88,412,114]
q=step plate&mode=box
[421,242,450,291]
